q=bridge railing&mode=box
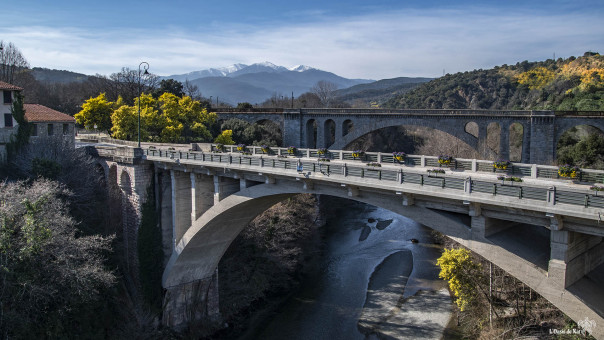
[206,144,604,184]
[143,147,604,211]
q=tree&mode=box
[237,102,254,109]
[296,92,323,108]
[214,129,235,145]
[7,92,30,158]
[11,136,109,232]
[0,41,29,83]
[111,104,140,141]
[0,179,115,338]
[311,80,338,107]
[184,79,202,99]
[437,248,483,311]
[74,93,116,132]
[109,67,159,104]
[153,79,184,98]
[109,92,216,143]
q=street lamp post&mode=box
[138,61,149,148]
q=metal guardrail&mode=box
[204,145,604,184]
[214,108,557,116]
[144,148,604,210]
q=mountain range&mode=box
[27,62,432,107]
[163,62,375,105]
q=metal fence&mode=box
[144,148,604,210]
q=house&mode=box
[24,104,76,146]
[0,81,76,162]
[0,81,23,161]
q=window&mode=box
[3,91,12,104]
[31,124,38,136]
[48,124,54,136]
[4,113,12,127]
[63,123,69,135]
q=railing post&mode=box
[339,151,343,160]
[421,155,426,167]
[260,156,264,167]
[547,186,556,205]
[531,164,538,178]
[377,152,382,163]
[307,149,311,158]
[464,177,472,193]
[229,155,232,164]
[398,169,403,184]
[343,163,348,176]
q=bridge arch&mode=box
[555,123,604,151]
[161,180,603,336]
[329,120,479,153]
[323,119,336,148]
[305,119,318,148]
[163,182,473,288]
[465,121,479,138]
[342,119,354,136]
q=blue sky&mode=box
[2,1,603,79]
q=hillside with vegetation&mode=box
[385,52,604,111]
[334,76,432,107]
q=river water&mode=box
[251,197,453,340]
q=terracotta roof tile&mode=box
[0,81,23,91]
[24,104,75,123]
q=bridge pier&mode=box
[191,173,214,222]
[499,123,510,161]
[529,116,556,164]
[162,270,220,332]
[214,175,239,203]
[548,227,604,289]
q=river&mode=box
[250,196,453,339]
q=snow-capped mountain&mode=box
[289,65,314,72]
[166,62,317,82]
[162,62,374,105]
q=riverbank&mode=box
[358,248,452,339]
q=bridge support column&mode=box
[521,123,531,163]
[529,116,555,164]
[283,111,302,147]
[470,211,517,239]
[548,229,604,288]
[499,123,509,160]
[213,175,240,204]
[162,270,220,332]
[159,170,173,264]
[171,170,192,247]
[191,173,214,223]
[477,123,488,158]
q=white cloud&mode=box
[1,7,602,79]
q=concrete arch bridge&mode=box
[90,144,604,338]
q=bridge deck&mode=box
[145,148,604,223]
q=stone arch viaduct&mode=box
[87,143,604,339]
[215,108,604,165]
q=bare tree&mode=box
[184,79,202,99]
[295,92,323,108]
[109,67,159,104]
[0,179,115,338]
[311,80,338,108]
[0,41,30,83]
